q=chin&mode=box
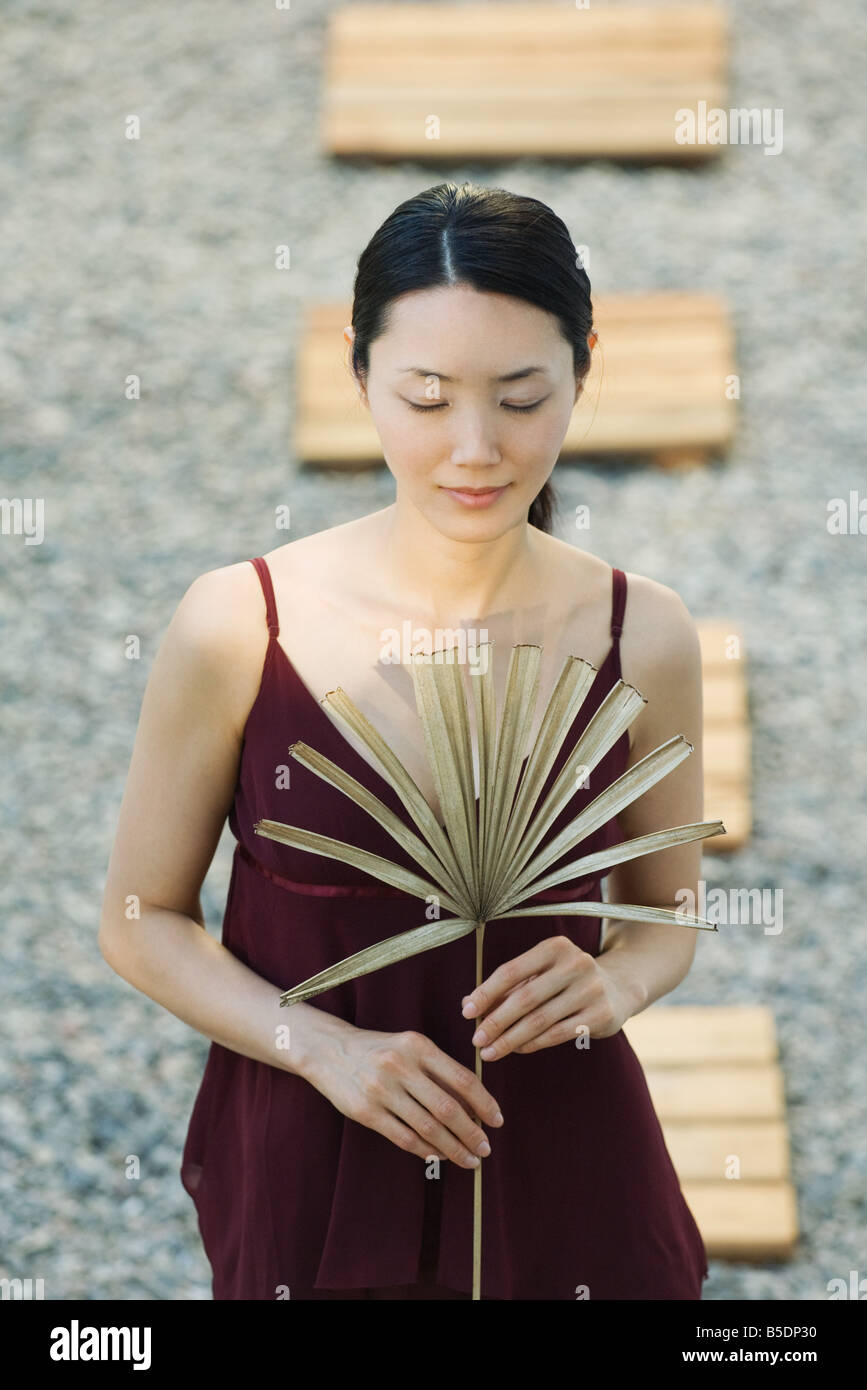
[434,499,530,537]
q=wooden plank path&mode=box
[322,3,730,162]
[699,621,751,852]
[623,1005,799,1259]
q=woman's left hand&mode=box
[461,935,638,1058]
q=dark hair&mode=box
[349,181,594,534]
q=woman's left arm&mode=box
[594,573,705,1018]
[461,576,705,1056]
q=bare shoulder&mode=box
[620,570,702,684]
[162,557,281,741]
[179,526,346,654]
[618,570,703,755]
[172,525,363,735]
[172,559,265,662]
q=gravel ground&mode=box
[1,0,865,1301]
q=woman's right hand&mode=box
[305,1023,505,1169]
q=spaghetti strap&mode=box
[610,566,627,641]
[250,556,280,638]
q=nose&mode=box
[447,410,503,467]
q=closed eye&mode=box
[406,399,547,414]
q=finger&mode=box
[423,1048,505,1129]
[476,988,578,1060]
[389,1088,486,1168]
[462,974,536,1032]
[406,1070,494,1157]
[516,1004,623,1046]
[374,1110,453,1166]
[461,940,561,1019]
[469,972,568,1054]
[514,1013,595,1054]
[463,979,533,1009]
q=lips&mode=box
[440,483,511,509]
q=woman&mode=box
[99,181,709,1300]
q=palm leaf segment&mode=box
[254,641,725,1009]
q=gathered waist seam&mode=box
[236,839,413,897]
[235,839,600,905]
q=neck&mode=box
[374,498,542,627]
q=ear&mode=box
[344,325,368,405]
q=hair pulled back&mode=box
[349,182,594,533]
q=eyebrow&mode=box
[396,366,549,383]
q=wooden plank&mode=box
[623,1004,777,1066]
[621,1007,798,1258]
[703,674,747,725]
[642,1065,785,1121]
[330,4,729,44]
[701,793,751,850]
[682,1182,799,1259]
[330,56,726,82]
[324,4,729,161]
[662,1121,791,1181]
[295,420,385,465]
[322,110,728,161]
[699,621,748,668]
[696,621,750,848]
[703,726,751,779]
[562,406,734,454]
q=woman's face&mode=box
[347,284,586,537]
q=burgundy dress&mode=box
[180,555,709,1301]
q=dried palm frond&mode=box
[254,641,725,1299]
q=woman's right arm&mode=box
[97,564,348,1081]
[98,564,502,1169]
